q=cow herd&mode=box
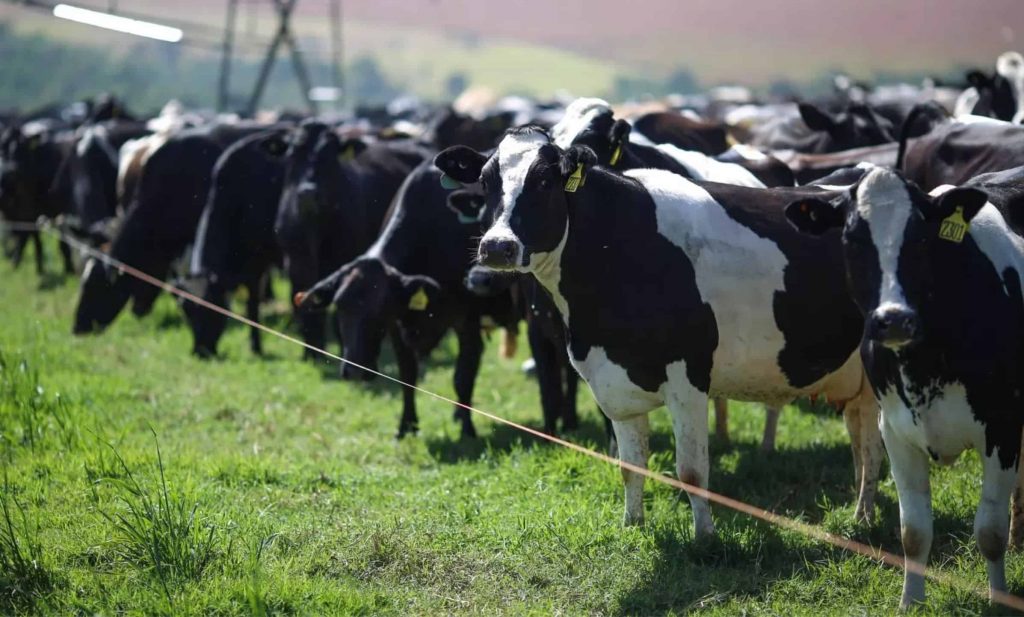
[4,50,1024,609]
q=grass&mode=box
[0,237,1022,615]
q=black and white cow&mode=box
[296,161,519,439]
[955,51,1024,124]
[274,121,429,357]
[182,128,288,357]
[751,102,895,154]
[434,127,883,533]
[901,117,1024,191]
[785,165,1024,608]
[0,124,74,273]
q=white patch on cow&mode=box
[570,346,662,418]
[881,379,986,465]
[954,87,981,118]
[996,51,1024,124]
[479,131,548,264]
[624,167,799,403]
[653,144,765,188]
[856,168,913,313]
[551,98,611,149]
[528,225,570,321]
[722,143,768,162]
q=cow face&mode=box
[798,102,895,149]
[967,52,1024,123]
[786,167,989,349]
[434,127,596,272]
[278,122,366,227]
[296,257,442,380]
[73,257,131,334]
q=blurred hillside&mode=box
[0,0,1021,113]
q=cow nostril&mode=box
[502,242,516,261]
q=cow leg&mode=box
[843,400,865,509]
[1010,436,1024,550]
[453,323,483,439]
[975,452,1016,601]
[612,414,650,526]
[59,238,74,274]
[667,384,715,538]
[10,232,27,269]
[392,332,419,438]
[761,405,781,452]
[562,361,579,432]
[528,320,563,434]
[713,397,729,443]
[857,400,883,524]
[31,232,44,274]
[882,421,932,609]
[246,277,263,356]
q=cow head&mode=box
[295,256,442,380]
[550,98,631,167]
[785,167,989,349]
[73,257,131,334]
[967,51,1024,123]
[434,127,596,273]
[278,121,366,228]
[798,102,895,150]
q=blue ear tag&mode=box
[440,174,463,190]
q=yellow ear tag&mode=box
[339,145,356,163]
[609,144,622,166]
[408,287,429,311]
[939,206,969,243]
[564,163,585,193]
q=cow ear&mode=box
[434,146,487,184]
[608,120,631,165]
[294,262,353,309]
[785,197,845,235]
[798,103,838,134]
[337,137,368,163]
[560,145,598,192]
[446,190,485,224]
[260,134,289,157]
[929,187,989,224]
[400,275,441,313]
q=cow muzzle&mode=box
[867,305,919,349]
[478,237,521,270]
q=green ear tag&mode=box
[338,144,356,163]
[440,174,463,190]
[939,206,969,243]
[609,144,622,166]
[408,287,429,311]
[564,164,584,193]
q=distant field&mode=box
[1,236,1022,615]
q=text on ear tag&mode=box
[564,163,585,193]
[939,206,969,243]
[609,144,622,166]
[408,287,429,311]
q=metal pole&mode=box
[329,0,344,111]
[246,0,291,117]
[217,0,238,112]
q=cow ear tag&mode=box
[338,144,356,163]
[408,287,429,311]
[564,164,585,193]
[609,144,622,166]
[440,174,463,190]
[939,206,969,243]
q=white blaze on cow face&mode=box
[855,168,915,317]
[551,98,612,149]
[480,131,549,269]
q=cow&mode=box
[901,117,1024,191]
[629,111,731,156]
[73,123,267,335]
[784,165,1024,609]
[434,127,884,535]
[274,120,429,358]
[295,161,519,439]
[0,124,74,273]
[954,51,1024,123]
[181,128,289,358]
[750,102,895,154]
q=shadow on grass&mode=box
[36,271,69,291]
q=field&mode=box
[1,238,1022,615]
